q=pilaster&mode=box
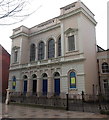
[61,22,65,56]
[37,70,42,96]
[47,69,53,97]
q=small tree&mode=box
[0,0,41,25]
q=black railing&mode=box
[9,91,109,113]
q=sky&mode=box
[0,0,108,54]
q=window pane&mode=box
[12,76,16,90]
[48,39,55,58]
[30,44,36,61]
[38,42,44,60]
[70,72,76,88]
[102,62,109,73]
[58,37,61,56]
[103,79,109,94]
[14,51,18,62]
[68,35,75,51]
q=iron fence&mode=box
[8,91,109,113]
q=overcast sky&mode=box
[0,0,108,54]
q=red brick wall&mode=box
[0,45,10,94]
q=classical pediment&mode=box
[64,28,78,34]
[12,46,20,50]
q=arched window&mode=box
[23,75,28,93]
[42,73,48,95]
[32,74,37,79]
[102,62,109,73]
[38,41,44,60]
[58,37,61,56]
[54,72,60,95]
[54,72,60,77]
[32,74,37,94]
[23,75,28,79]
[30,44,36,61]
[42,73,48,78]
[12,76,16,90]
[48,39,55,58]
[69,71,76,88]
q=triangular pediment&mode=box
[12,46,20,50]
[64,28,78,34]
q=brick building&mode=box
[0,45,10,95]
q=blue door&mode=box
[54,79,60,95]
[24,80,27,93]
[33,80,37,93]
[43,79,47,95]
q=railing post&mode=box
[98,93,101,110]
[66,93,69,111]
[82,91,84,112]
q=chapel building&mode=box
[8,1,98,97]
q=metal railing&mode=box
[9,91,109,113]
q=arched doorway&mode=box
[23,75,28,93]
[42,73,48,95]
[32,74,37,94]
[54,72,60,95]
[12,76,16,90]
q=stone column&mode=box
[47,69,53,97]
[27,78,32,96]
[37,78,42,97]
[37,70,42,97]
[20,79,23,93]
[61,22,65,57]
[45,44,47,59]
[55,41,57,58]
[35,46,38,61]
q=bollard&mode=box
[5,88,10,105]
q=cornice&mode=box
[10,6,97,40]
[29,23,60,37]
[10,32,29,39]
[9,57,85,71]
[10,23,60,39]
[59,7,97,26]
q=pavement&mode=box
[1,103,109,119]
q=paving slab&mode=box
[1,104,109,119]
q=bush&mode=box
[100,109,106,114]
[100,109,109,115]
[106,110,109,115]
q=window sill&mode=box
[69,88,78,91]
[101,72,109,74]
[66,50,79,54]
[12,62,19,64]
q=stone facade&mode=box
[97,46,109,95]
[8,1,98,97]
